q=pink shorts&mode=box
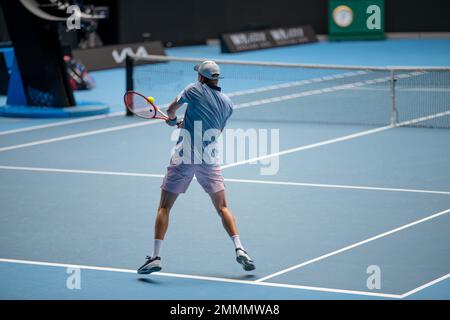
[161,163,225,194]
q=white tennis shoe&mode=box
[235,248,255,271]
[137,256,162,274]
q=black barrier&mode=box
[220,25,318,53]
[125,55,134,116]
[72,41,166,71]
[115,0,450,47]
[0,52,8,95]
[2,0,75,107]
[0,5,9,43]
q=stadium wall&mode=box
[114,0,450,46]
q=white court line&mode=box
[222,125,392,169]
[0,81,447,191]
[221,110,450,170]
[0,258,400,299]
[227,71,369,97]
[396,109,450,127]
[0,72,373,142]
[224,178,450,195]
[400,273,450,298]
[0,72,434,152]
[1,107,384,155]
[0,165,165,178]
[1,258,447,299]
[1,165,449,196]
[0,71,433,153]
[0,111,125,136]
[256,208,450,283]
[0,69,369,137]
[3,76,443,156]
[0,119,164,152]
[232,71,425,111]
[352,87,450,93]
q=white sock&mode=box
[152,239,163,258]
[231,235,245,251]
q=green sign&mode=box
[329,0,385,40]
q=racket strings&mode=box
[125,92,163,119]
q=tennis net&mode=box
[125,54,450,128]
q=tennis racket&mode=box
[123,91,170,120]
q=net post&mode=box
[389,69,398,126]
[125,55,134,116]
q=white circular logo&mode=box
[333,5,354,28]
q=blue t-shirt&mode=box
[172,82,233,165]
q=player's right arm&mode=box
[165,84,193,126]
[166,98,183,120]
[166,83,196,127]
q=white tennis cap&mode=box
[194,60,223,80]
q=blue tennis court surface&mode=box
[1,40,449,299]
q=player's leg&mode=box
[154,189,179,241]
[152,163,194,255]
[208,190,255,271]
[196,165,244,242]
[196,163,256,272]
[209,190,238,237]
[138,164,193,275]
[138,190,179,275]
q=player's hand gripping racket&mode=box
[123,91,182,126]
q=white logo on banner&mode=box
[270,28,304,41]
[112,46,150,63]
[230,32,267,46]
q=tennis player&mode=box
[138,61,255,274]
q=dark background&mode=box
[1,0,450,46]
[115,0,450,46]
[0,5,10,43]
